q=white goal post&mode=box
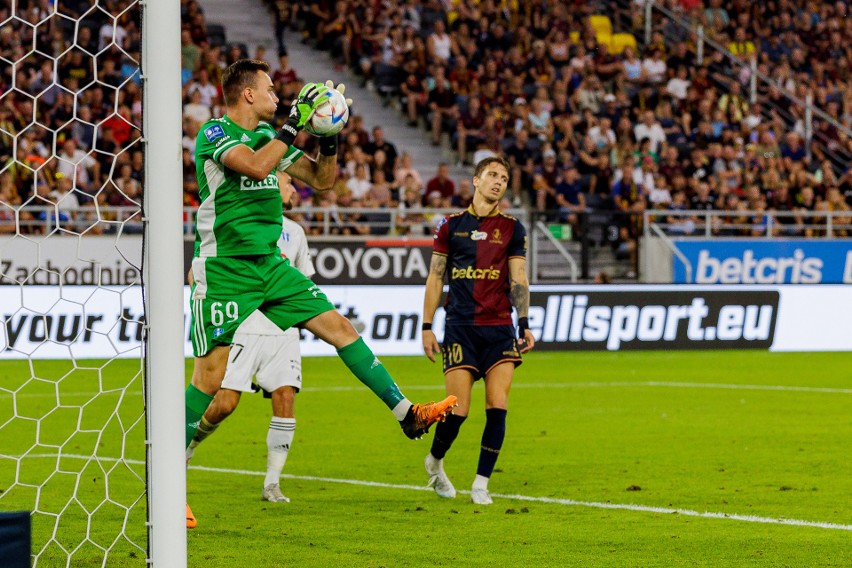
[142,0,186,566]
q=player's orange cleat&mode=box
[401,395,459,439]
[186,504,197,529]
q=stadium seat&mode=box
[595,32,612,50]
[609,33,638,55]
[207,23,226,48]
[569,31,580,44]
[589,15,612,36]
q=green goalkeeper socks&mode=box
[185,384,214,448]
[337,338,406,410]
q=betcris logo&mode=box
[673,240,852,284]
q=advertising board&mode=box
[2,285,848,358]
[672,240,852,284]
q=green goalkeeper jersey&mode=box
[194,115,303,257]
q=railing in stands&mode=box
[3,206,849,239]
[643,209,852,238]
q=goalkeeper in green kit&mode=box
[185,59,457,523]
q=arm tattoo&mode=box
[511,280,529,318]
[430,255,447,278]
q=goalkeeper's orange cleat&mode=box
[401,395,459,439]
[186,504,197,529]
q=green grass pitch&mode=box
[1,351,850,567]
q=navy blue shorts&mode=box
[441,324,522,380]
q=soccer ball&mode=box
[304,88,349,137]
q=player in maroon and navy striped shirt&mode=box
[421,156,535,505]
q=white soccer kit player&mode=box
[220,216,315,394]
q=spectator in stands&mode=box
[364,126,398,174]
[182,117,199,159]
[424,162,455,204]
[728,27,756,59]
[641,49,668,85]
[50,175,83,229]
[368,169,394,207]
[400,61,429,126]
[397,181,428,236]
[575,75,604,114]
[371,149,394,187]
[70,105,96,151]
[181,28,201,81]
[393,152,423,191]
[555,164,586,229]
[588,116,617,154]
[665,190,694,234]
[634,111,667,155]
[526,96,554,143]
[621,46,645,89]
[101,104,134,147]
[454,95,486,166]
[781,132,807,167]
[532,148,560,214]
[98,19,128,52]
[183,88,212,126]
[272,51,298,85]
[56,138,99,193]
[593,43,621,87]
[589,153,614,199]
[346,163,372,201]
[0,174,18,234]
[187,67,218,108]
[426,20,454,67]
[427,65,458,146]
[712,145,743,191]
[451,179,474,209]
[26,179,56,234]
[704,0,730,33]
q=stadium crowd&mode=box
[280,0,852,239]
[0,0,145,235]
[1,0,851,243]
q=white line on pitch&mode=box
[2,381,850,399]
[21,454,852,531]
[188,464,852,532]
[522,381,852,394]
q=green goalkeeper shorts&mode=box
[189,254,335,357]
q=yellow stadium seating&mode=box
[589,15,612,35]
[609,33,638,55]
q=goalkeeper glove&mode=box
[276,82,329,146]
[324,79,353,107]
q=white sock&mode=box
[472,474,489,491]
[265,417,296,487]
[392,399,412,422]
[425,453,441,474]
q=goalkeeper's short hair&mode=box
[222,59,271,106]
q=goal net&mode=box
[0,0,184,565]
